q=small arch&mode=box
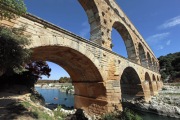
[147,52,152,69]
[120,67,144,100]
[152,74,156,81]
[154,62,157,72]
[112,21,136,60]
[111,28,128,58]
[157,76,160,81]
[152,58,156,71]
[145,72,153,95]
[138,43,146,67]
[156,62,159,72]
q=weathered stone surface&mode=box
[0,0,162,115]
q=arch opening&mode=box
[145,72,153,95]
[31,46,106,111]
[138,43,146,67]
[111,28,128,58]
[147,52,152,69]
[152,58,156,71]
[78,0,101,41]
[41,61,70,80]
[120,67,144,101]
[112,22,136,60]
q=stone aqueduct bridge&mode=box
[1,0,163,115]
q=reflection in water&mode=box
[35,87,74,107]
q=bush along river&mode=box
[35,84,180,120]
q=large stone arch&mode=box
[138,43,146,67]
[145,72,153,95]
[112,21,137,61]
[31,46,103,82]
[120,67,144,101]
[30,44,107,114]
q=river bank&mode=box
[130,84,180,118]
[34,83,180,119]
[35,83,75,94]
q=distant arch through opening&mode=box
[112,22,136,60]
[120,67,144,101]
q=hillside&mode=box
[158,52,180,82]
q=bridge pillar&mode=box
[142,81,151,102]
[152,81,158,95]
[105,80,122,112]
[73,81,122,115]
[157,81,161,91]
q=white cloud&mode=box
[157,45,164,50]
[79,21,90,38]
[146,32,170,43]
[159,16,180,29]
[166,40,171,45]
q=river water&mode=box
[35,87,179,120]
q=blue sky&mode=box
[24,0,180,80]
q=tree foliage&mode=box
[25,61,51,79]
[158,52,180,82]
[0,26,31,74]
[0,0,26,20]
[59,77,72,83]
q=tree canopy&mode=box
[158,52,180,82]
[0,0,26,20]
[0,26,31,74]
[25,61,51,79]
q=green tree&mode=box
[59,77,72,83]
[158,52,180,82]
[25,61,51,79]
[0,0,26,20]
[0,26,31,75]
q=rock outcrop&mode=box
[134,85,180,118]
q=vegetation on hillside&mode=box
[59,77,72,83]
[0,1,51,88]
[0,0,28,76]
[101,108,142,120]
[158,52,180,82]
[0,26,31,75]
[0,0,26,20]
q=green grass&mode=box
[21,101,53,120]
[7,101,54,120]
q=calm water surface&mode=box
[35,87,74,107]
[36,87,179,120]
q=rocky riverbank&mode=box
[35,83,75,94]
[133,85,180,118]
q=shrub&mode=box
[30,92,45,106]
[101,108,142,120]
